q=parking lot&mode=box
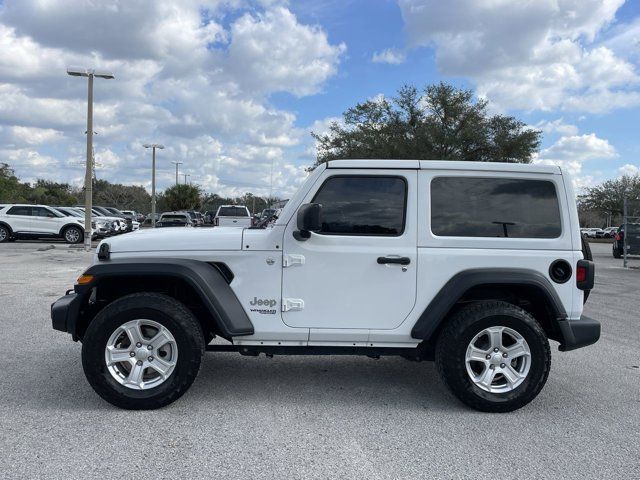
[0,241,638,479]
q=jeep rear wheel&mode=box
[435,301,551,412]
[82,292,205,409]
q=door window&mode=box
[6,206,32,216]
[311,176,406,236]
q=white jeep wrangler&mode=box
[51,160,598,412]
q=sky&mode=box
[0,0,638,198]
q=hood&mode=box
[102,226,243,253]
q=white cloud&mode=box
[372,48,406,65]
[618,163,640,176]
[0,1,344,198]
[226,7,346,97]
[540,133,617,161]
[396,0,639,113]
[535,118,579,136]
[534,133,617,188]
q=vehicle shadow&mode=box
[2,346,464,413]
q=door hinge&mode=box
[283,254,305,268]
[282,298,304,312]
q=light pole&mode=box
[171,161,183,185]
[183,173,190,185]
[67,67,114,251]
[143,144,164,227]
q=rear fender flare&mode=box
[411,268,567,340]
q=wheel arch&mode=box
[71,258,253,341]
[0,221,13,234]
[412,268,568,344]
[59,223,85,237]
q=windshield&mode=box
[162,215,188,221]
[218,206,248,217]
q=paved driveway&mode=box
[0,242,638,479]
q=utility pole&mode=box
[171,161,183,185]
[623,195,628,268]
[143,144,164,227]
[183,173,190,184]
[67,67,114,251]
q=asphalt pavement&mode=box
[0,241,638,479]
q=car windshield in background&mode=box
[162,215,188,221]
[218,207,248,217]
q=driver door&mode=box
[281,170,418,343]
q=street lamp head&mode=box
[67,66,114,79]
[67,66,89,77]
[143,144,165,149]
[94,70,115,79]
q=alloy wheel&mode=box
[465,325,531,393]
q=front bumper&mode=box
[51,292,83,338]
[558,315,600,351]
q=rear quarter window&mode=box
[430,177,562,239]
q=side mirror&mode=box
[294,203,322,241]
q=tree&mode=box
[163,184,202,211]
[579,174,640,220]
[30,180,78,206]
[311,83,541,168]
[93,179,151,213]
[0,163,28,203]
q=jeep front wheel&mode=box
[81,292,205,409]
[435,301,551,413]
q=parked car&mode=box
[54,206,112,239]
[213,205,252,227]
[603,226,618,238]
[184,210,203,227]
[76,207,126,234]
[142,213,161,227]
[0,204,87,243]
[612,223,640,258]
[121,210,145,224]
[99,207,138,231]
[52,160,598,412]
[203,211,215,224]
[156,212,193,228]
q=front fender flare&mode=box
[79,258,254,337]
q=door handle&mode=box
[377,256,410,265]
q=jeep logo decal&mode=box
[250,297,277,308]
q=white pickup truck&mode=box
[213,205,252,227]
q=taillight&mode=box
[576,265,587,283]
[576,259,594,291]
[214,218,219,226]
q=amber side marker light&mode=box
[76,274,94,285]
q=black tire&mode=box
[63,225,84,244]
[0,224,10,243]
[82,292,205,409]
[435,301,551,413]
[580,235,592,302]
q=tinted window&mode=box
[312,176,406,236]
[33,207,59,217]
[431,177,561,238]
[218,207,249,217]
[6,206,32,216]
